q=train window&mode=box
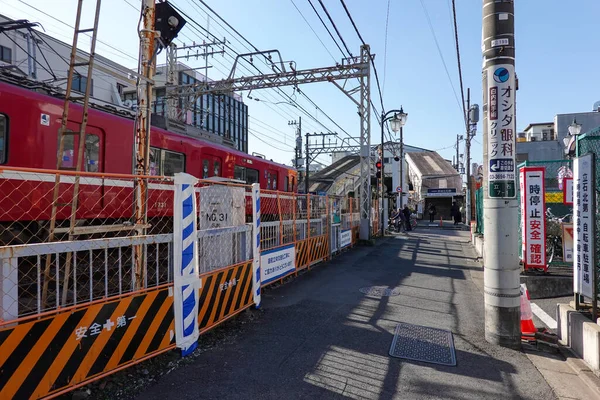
[272,176,277,190]
[214,160,221,177]
[163,150,185,176]
[291,177,295,192]
[84,134,100,172]
[0,114,6,164]
[61,134,76,168]
[149,147,161,175]
[234,165,246,181]
[246,168,259,184]
[202,160,209,179]
[284,176,289,192]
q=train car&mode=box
[0,77,296,243]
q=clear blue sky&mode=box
[3,0,600,167]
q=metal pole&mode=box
[359,44,372,240]
[305,131,310,194]
[400,126,404,209]
[456,134,460,171]
[466,88,471,225]
[133,0,156,289]
[482,0,520,348]
[381,112,385,236]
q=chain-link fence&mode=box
[577,129,600,297]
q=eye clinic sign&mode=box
[573,153,596,299]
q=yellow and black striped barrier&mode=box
[198,261,254,333]
[296,235,329,270]
[0,287,174,399]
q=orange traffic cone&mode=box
[520,283,536,340]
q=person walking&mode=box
[428,204,436,223]
[451,201,461,225]
[403,205,412,231]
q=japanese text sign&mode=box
[519,167,546,270]
[573,154,596,298]
[488,64,516,198]
[563,177,573,205]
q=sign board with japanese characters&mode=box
[519,167,546,270]
[573,154,596,299]
[340,229,352,248]
[563,223,574,264]
[563,177,573,205]
[488,64,516,198]
[261,244,296,285]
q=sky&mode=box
[2,0,600,168]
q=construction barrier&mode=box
[0,166,371,398]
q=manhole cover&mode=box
[389,323,456,366]
[359,286,400,297]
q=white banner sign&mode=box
[562,223,574,264]
[261,244,296,285]
[520,167,546,269]
[487,64,516,198]
[340,229,352,248]
[574,154,595,298]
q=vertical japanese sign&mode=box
[520,167,546,270]
[573,154,596,299]
[487,64,516,198]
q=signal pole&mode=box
[482,0,520,348]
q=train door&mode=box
[61,124,104,214]
[265,169,278,191]
[201,153,223,179]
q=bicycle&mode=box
[545,208,571,266]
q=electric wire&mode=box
[317,0,353,57]
[174,1,348,141]
[418,0,463,115]
[451,0,467,128]
[382,0,391,96]
[289,0,337,63]
[305,0,346,58]
[16,0,138,62]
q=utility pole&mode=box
[133,0,156,289]
[465,88,471,225]
[455,135,461,171]
[289,118,303,188]
[482,0,519,348]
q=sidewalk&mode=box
[137,229,559,399]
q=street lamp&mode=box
[568,118,582,136]
[380,107,408,236]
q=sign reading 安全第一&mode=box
[573,153,596,299]
[487,64,516,199]
[260,244,296,285]
[519,167,546,270]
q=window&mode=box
[73,74,93,96]
[383,157,390,164]
[0,114,7,163]
[163,150,185,176]
[234,165,246,181]
[213,160,221,177]
[246,168,259,184]
[291,177,295,192]
[284,176,289,192]
[116,83,126,95]
[84,134,100,172]
[202,160,209,178]
[150,147,185,176]
[0,45,12,63]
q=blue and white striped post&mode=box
[173,173,200,356]
[251,183,261,307]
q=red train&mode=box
[0,77,297,244]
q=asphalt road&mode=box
[136,229,555,400]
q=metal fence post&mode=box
[173,172,200,356]
[251,183,261,308]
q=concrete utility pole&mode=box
[456,135,460,171]
[482,0,520,348]
[133,0,156,289]
[465,88,471,223]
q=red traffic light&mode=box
[375,160,382,169]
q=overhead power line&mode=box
[317,0,353,57]
[289,0,337,62]
[382,0,391,96]
[305,0,346,58]
[451,0,467,128]
[418,0,463,115]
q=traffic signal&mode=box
[376,159,382,179]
